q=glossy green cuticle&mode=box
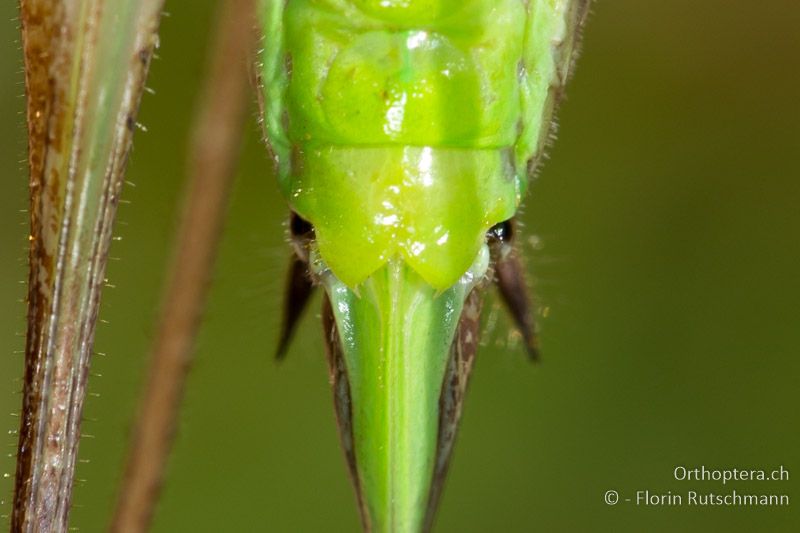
[262,0,550,288]
[257,2,585,529]
[313,246,490,531]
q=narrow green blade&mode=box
[319,250,489,532]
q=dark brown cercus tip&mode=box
[275,252,316,360]
[275,211,317,360]
[488,218,541,361]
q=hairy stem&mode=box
[109,1,255,531]
[14,1,165,532]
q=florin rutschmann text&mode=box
[603,466,791,507]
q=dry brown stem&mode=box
[109,1,256,531]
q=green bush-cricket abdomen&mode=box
[259,0,585,288]
[285,0,524,149]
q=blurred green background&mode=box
[1,1,798,531]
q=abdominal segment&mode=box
[259,1,588,288]
[283,0,525,148]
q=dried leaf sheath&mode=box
[14,1,164,531]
